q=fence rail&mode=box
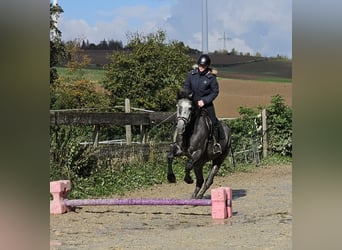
[50,111,176,126]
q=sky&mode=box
[55,0,292,58]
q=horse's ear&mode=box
[177,89,187,100]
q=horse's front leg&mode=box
[167,143,181,183]
[183,149,202,184]
[184,159,194,184]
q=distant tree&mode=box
[88,43,96,49]
[255,52,262,57]
[98,39,109,50]
[108,39,123,50]
[230,48,237,55]
[102,30,194,111]
[80,40,89,49]
[64,39,92,77]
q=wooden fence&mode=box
[50,104,269,165]
[50,111,175,126]
[50,109,176,145]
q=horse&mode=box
[167,91,233,199]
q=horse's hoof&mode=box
[196,194,204,199]
[167,174,176,183]
[184,177,194,184]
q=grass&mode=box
[256,77,292,83]
[215,60,292,83]
[57,67,105,82]
[57,61,292,84]
[217,76,292,83]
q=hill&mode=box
[79,50,291,81]
[198,53,292,81]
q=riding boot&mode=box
[213,125,222,154]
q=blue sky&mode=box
[55,0,292,58]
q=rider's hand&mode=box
[198,100,205,107]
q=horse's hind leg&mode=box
[197,154,228,198]
[197,164,220,199]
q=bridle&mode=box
[176,116,190,126]
[176,98,193,133]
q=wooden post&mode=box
[252,135,260,166]
[140,125,146,144]
[125,98,132,145]
[262,109,268,158]
[92,125,99,148]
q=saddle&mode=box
[199,110,224,154]
[200,109,223,140]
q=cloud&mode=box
[58,0,292,57]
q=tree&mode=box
[108,39,123,50]
[229,48,237,55]
[102,30,194,111]
[50,3,66,85]
[51,39,110,110]
[64,39,91,76]
[50,2,67,109]
[98,39,109,50]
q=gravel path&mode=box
[50,165,292,250]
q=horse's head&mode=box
[176,97,193,134]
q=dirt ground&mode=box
[214,78,292,118]
[50,164,292,250]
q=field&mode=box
[215,78,292,118]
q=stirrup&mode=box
[213,143,222,154]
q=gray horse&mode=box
[167,92,233,199]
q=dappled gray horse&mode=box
[167,93,232,199]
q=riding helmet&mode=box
[197,54,211,67]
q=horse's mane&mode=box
[176,89,189,100]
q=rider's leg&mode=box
[206,105,222,154]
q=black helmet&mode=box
[197,54,211,67]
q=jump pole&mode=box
[50,180,232,219]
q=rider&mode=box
[183,54,222,154]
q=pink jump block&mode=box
[50,180,71,214]
[211,187,233,219]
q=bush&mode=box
[267,95,292,156]
[226,94,292,162]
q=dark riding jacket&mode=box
[183,68,219,106]
[183,68,219,126]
